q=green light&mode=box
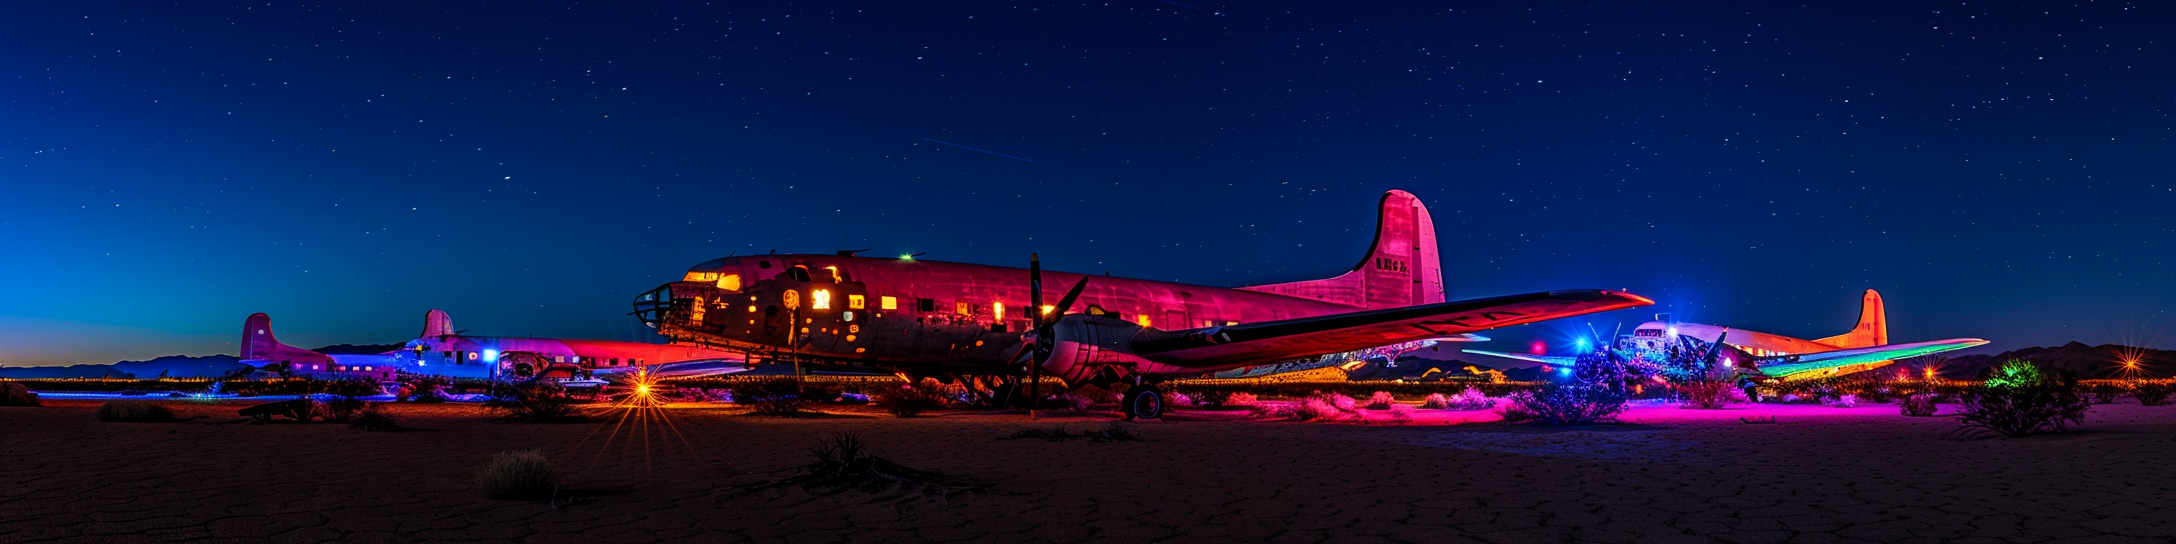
[899,254,914,260]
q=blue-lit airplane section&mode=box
[1466,289,1988,385]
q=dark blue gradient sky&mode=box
[3,2,2171,366]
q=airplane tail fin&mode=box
[420,309,454,338]
[239,313,332,366]
[1814,289,1888,348]
[1237,189,1445,310]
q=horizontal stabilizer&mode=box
[1756,338,1989,379]
[1134,290,1651,369]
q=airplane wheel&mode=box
[1122,385,1164,420]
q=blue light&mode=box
[482,349,499,363]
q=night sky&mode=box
[4,2,2171,367]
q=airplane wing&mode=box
[1461,350,1579,367]
[1754,338,1989,379]
[1130,290,1650,371]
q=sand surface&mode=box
[4,398,2174,543]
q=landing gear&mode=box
[1121,385,1164,420]
[989,381,1023,409]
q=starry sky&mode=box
[3,2,2171,367]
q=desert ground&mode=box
[4,398,2175,544]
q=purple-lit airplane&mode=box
[239,310,748,382]
[1464,289,1989,392]
[634,190,1654,419]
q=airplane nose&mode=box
[630,284,675,328]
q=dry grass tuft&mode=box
[474,450,559,500]
[94,400,175,423]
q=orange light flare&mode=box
[564,365,702,483]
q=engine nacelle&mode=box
[1038,314,1155,384]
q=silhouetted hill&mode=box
[1936,342,2175,380]
[0,354,250,379]
[311,343,403,355]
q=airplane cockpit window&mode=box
[717,274,742,291]
[786,266,812,282]
[916,298,935,312]
[822,265,844,282]
[758,260,772,269]
[683,271,720,282]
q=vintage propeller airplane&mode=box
[633,190,1653,419]
[1464,289,1989,397]
[238,310,749,383]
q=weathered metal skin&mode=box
[635,190,1652,385]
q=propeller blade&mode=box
[1705,330,1730,365]
[1029,253,1045,330]
[1051,277,1089,318]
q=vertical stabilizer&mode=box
[238,313,333,366]
[1237,189,1445,309]
[1815,289,1888,348]
[420,309,455,338]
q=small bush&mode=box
[1518,381,1627,426]
[1825,394,1860,408]
[1321,392,1359,412]
[348,403,403,432]
[474,450,559,500]
[1420,392,1451,409]
[2132,381,2173,406]
[482,381,587,422]
[1449,387,1495,410]
[1900,394,1939,417]
[1166,391,1196,407]
[94,400,176,422]
[1495,392,1539,423]
[875,383,951,417]
[2085,383,2123,404]
[319,394,367,423]
[1364,391,1396,410]
[737,433,982,500]
[733,378,815,415]
[1288,398,1346,421]
[1046,391,1095,411]
[1956,361,2090,438]
[0,383,40,407]
[1387,403,1415,424]
[1678,382,1735,410]
[1224,392,1260,406]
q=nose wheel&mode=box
[1121,385,1164,420]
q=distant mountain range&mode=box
[1936,342,2174,380]
[0,343,401,379]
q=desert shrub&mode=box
[0,382,40,407]
[1825,394,1860,408]
[734,378,815,415]
[1517,380,1627,426]
[1364,391,1396,410]
[1224,392,1260,406]
[1956,361,2090,438]
[738,433,982,500]
[1046,391,1095,411]
[1387,403,1415,424]
[1166,391,1196,407]
[1678,382,1735,409]
[2132,381,2174,406]
[1982,359,2042,389]
[1856,386,1897,404]
[348,403,403,432]
[1495,391,1540,422]
[94,400,175,422]
[1319,392,1359,412]
[2084,383,2123,404]
[474,450,559,500]
[482,381,587,422]
[1899,394,1939,417]
[1420,393,1451,409]
[318,394,368,423]
[874,383,951,418]
[1288,398,1347,422]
